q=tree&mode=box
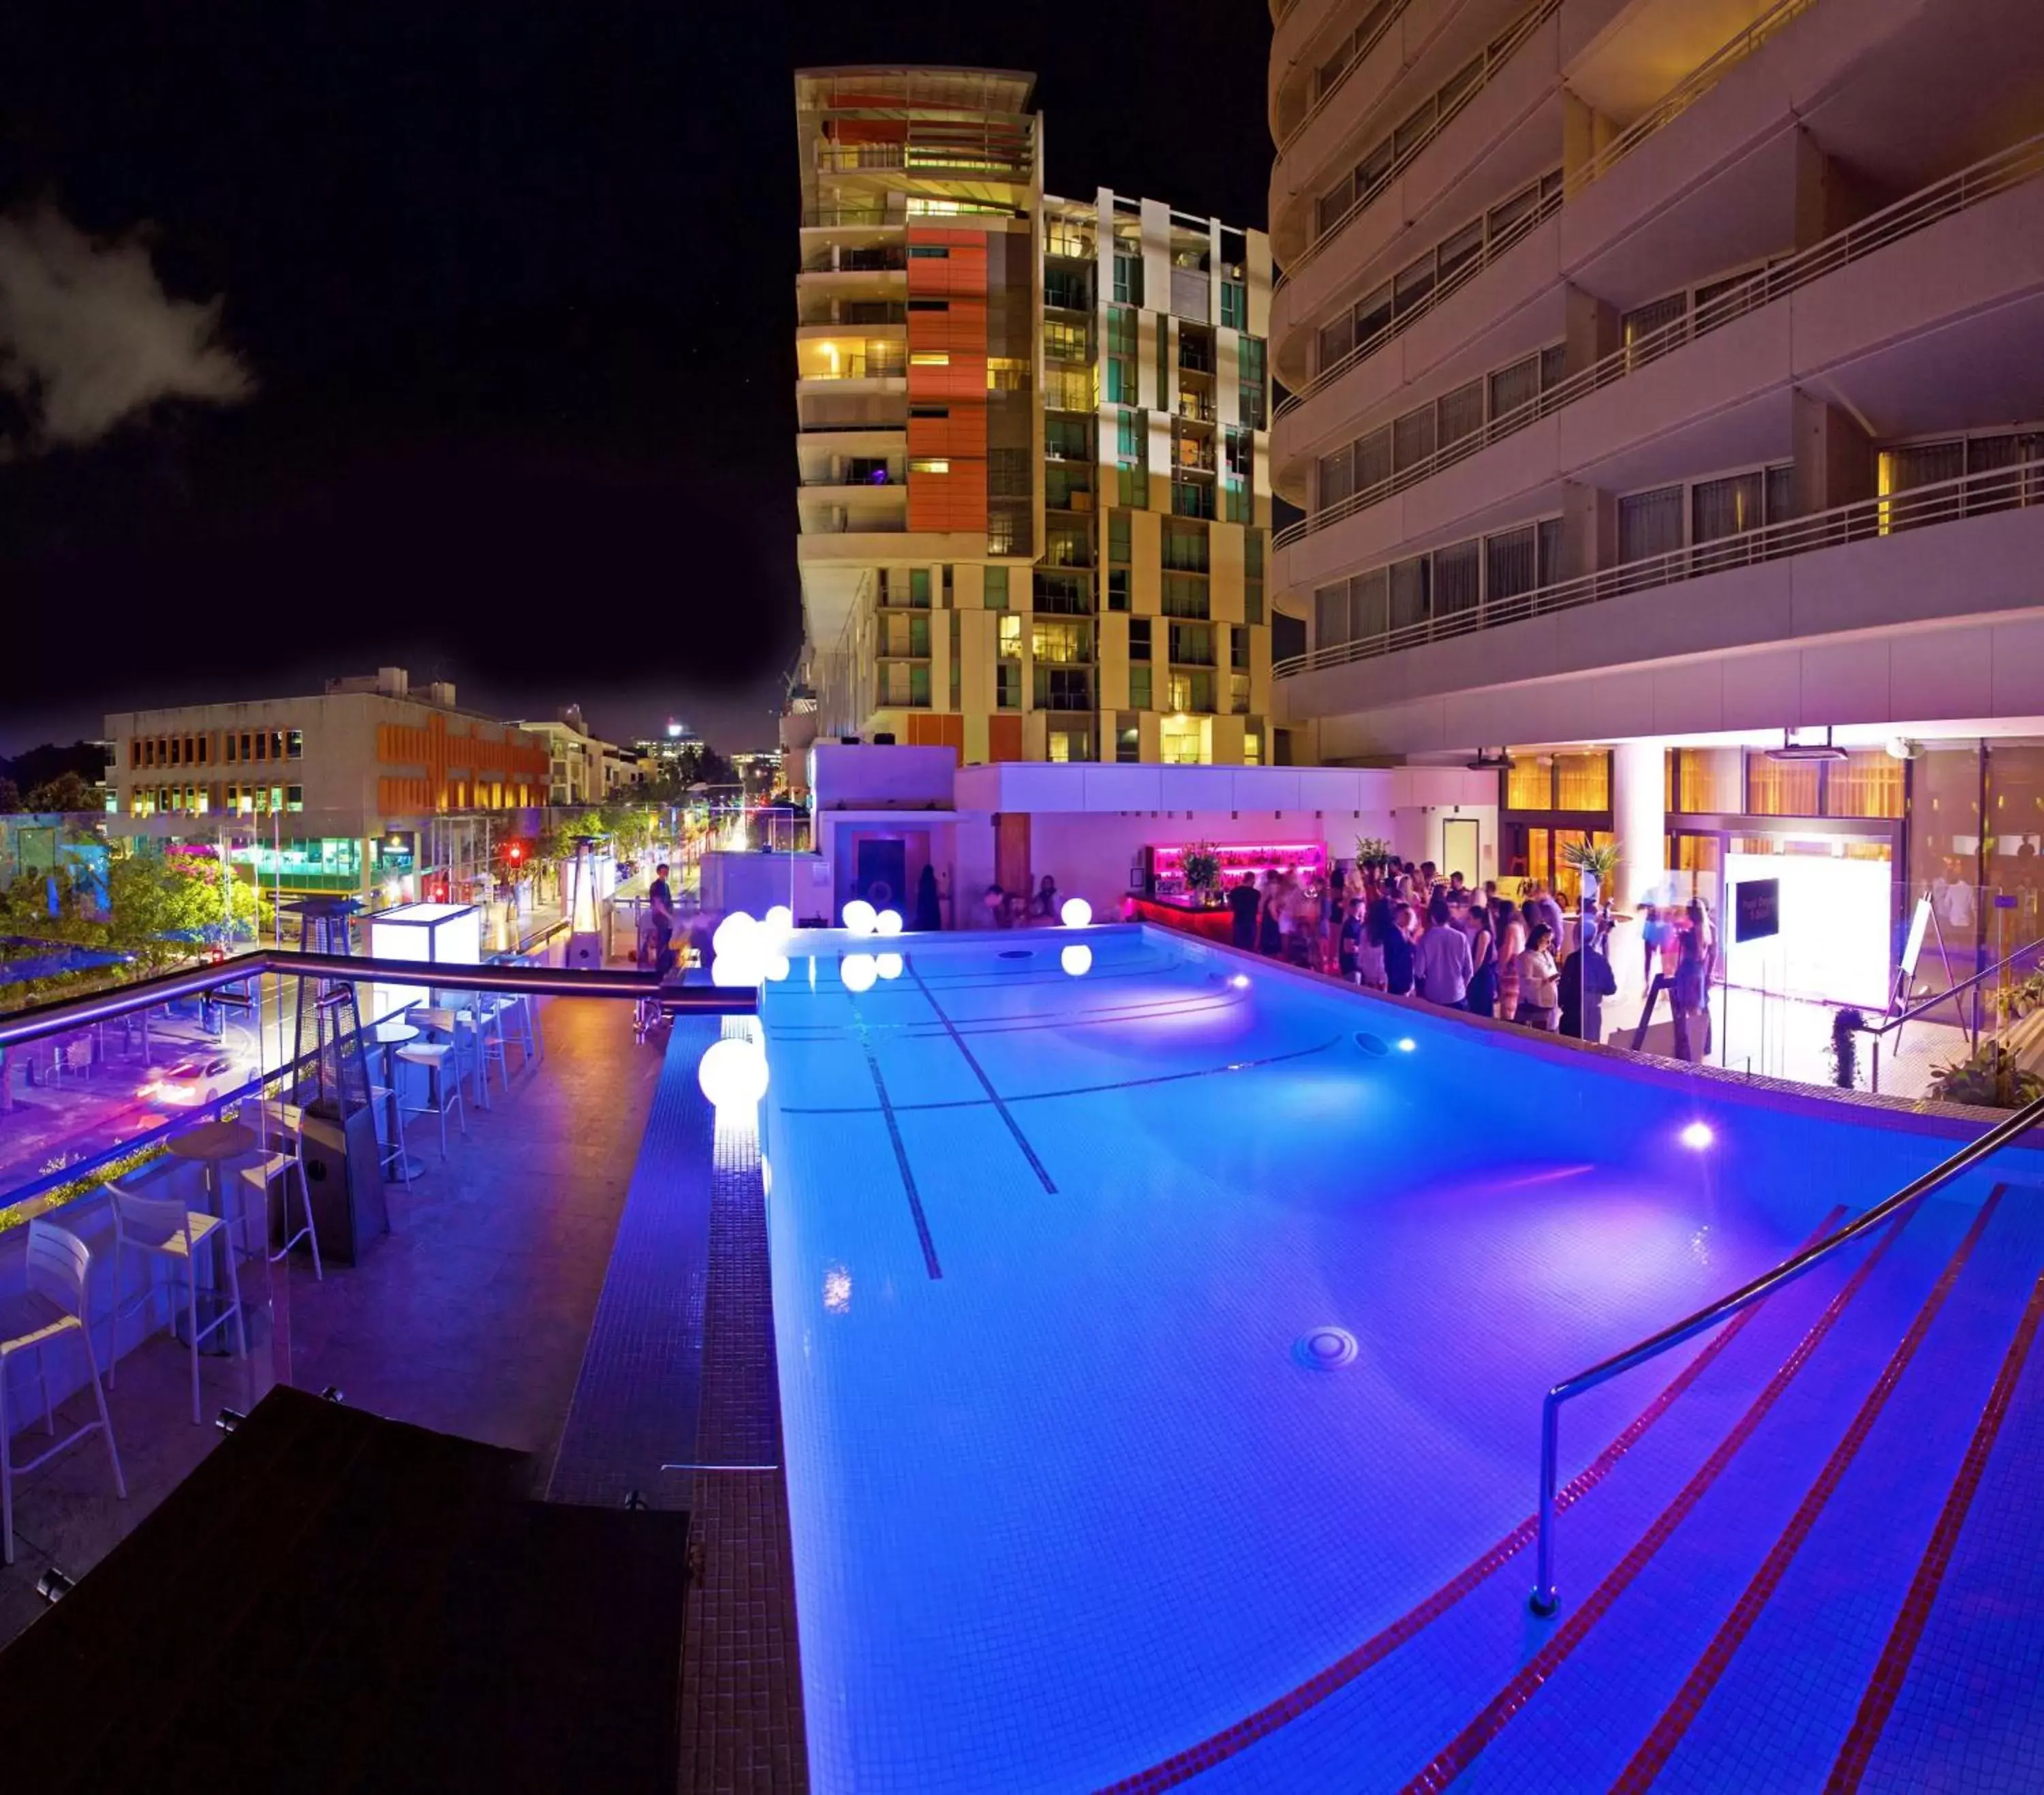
[0,778,18,814]
[24,771,93,813]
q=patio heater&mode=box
[564,836,606,970]
[279,895,388,1264]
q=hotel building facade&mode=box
[1265,0,2044,985]
[104,667,551,900]
[794,66,1282,768]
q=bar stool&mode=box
[2,1221,126,1565]
[397,1041,465,1161]
[454,994,512,1101]
[238,1101,322,1280]
[496,988,540,1071]
[416,1006,486,1109]
[106,1184,246,1427]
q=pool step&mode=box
[1393,1184,2044,1793]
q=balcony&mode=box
[1278,455,2044,683]
[1275,138,2044,559]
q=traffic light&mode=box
[508,843,523,863]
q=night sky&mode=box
[1,1,1272,756]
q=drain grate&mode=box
[1353,1032,1389,1056]
[1294,1327,1359,1370]
[999,949,1033,960]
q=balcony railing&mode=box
[1274,181,1563,423]
[1278,0,1560,293]
[1277,0,1417,157]
[800,353,908,383]
[1275,134,2044,551]
[1273,456,2044,679]
[1564,0,1817,200]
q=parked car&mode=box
[136,1048,256,1109]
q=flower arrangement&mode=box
[1354,835,1393,865]
[1181,842,1222,896]
[1559,836,1622,902]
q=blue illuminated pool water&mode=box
[756,925,2035,1793]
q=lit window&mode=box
[909,352,950,367]
[909,458,950,474]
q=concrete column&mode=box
[1557,479,1618,581]
[1563,283,1619,378]
[1791,388,1875,518]
[1793,129,1872,250]
[1561,93,1616,185]
[1611,739,1667,916]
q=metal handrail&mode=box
[1277,0,1560,292]
[1275,132,2044,553]
[1273,181,1562,423]
[0,947,755,1052]
[1275,0,1418,157]
[1859,927,2044,1047]
[1275,455,2044,679]
[1561,0,1818,200]
[1530,1086,2044,1614]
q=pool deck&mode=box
[0,996,661,1648]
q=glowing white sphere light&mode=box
[876,908,903,936]
[764,953,790,983]
[763,904,794,936]
[1679,1120,1716,1151]
[1060,943,1094,977]
[841,899,878,936]
[711,910,756,957]
[1060,897,1093,929]
[840,952,878,993]
[696,1037,769,1109]
[876,952,903,981]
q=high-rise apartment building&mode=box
[794,66,1280,766]
[1265,0,2044,977]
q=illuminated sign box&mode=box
[367,901,481,1019]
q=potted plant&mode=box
[1829,1007,1867,1090]
[1181,842,1222,900]
[1354,834,1392,869]
[1928,1041,2044,1109]
[1558,836,1622,907]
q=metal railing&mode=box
[799,354,907,382]
[1275,455,2044,678]
[1857,930,2044,1088]
[1276,0,1418,157]
[1529,1086,2044,1614]
[1275,134,2044,555]
[1275,181,1562,423]
[1278,0,1560,292]
[1564,0,1818,200]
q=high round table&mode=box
[166,1118,258,1349]
[371,1020,424,1180]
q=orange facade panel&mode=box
[908,356,988,403]
[908,409,988,459]
[908,466,988,533]
[908,302,989,354]
[903,714,964,756]
[987,716,1024,763]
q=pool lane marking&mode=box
[1825,1221,2044,1791]
[1612,1186,2004,1792]
[1399,1206,1916,1795]
[765,982,1248,1042]
[778,1034,1345,1117]
[905,957,1057,1195]
[846,997,943,1280]
[1096,1203,1851,1795]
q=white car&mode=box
[138,1050,256,1109]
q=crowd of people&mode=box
[1226,857,1716,1052]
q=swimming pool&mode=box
[757,925,2040,1792]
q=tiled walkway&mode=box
[0,995,662,1648]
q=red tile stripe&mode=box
[1397,1207,1914,1795]
[1825,1246,2044,1792]
[1611,1186,2006,1793]
[1094,1206,1848,1795]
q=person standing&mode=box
[1358,896,1393,991]
[1226,872,1262,952]
[1416,895,1474,1009]
[647,862,677,972]
[1338,897,1365,981]
[1465,902,1497,1018]
[914,863,943,932]
[1516,923,1562,1030]
[1031,873,1059,921]
[1258,870,1286,956]
[1384,903,1417,996]
[1671,921,1708,1062]
[1494,898,1526,1024]
[1558,921,1618,1042]
[1530,880,1566,949]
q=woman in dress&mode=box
[1516,923,1561,1030]
[1357,896,1393,990]
[1493,898,1526,1024]
[1464,902,1497,1018]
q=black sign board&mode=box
[1734,877,1781,944]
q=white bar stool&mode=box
[239,1101,322,1280]
[396,1041,465,1160]
[106,1183,247,1426]
[1,1221,126,1565]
